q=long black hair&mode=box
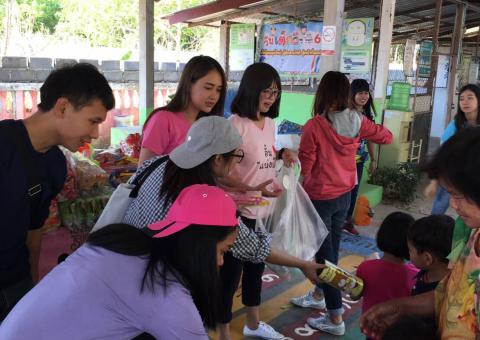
[87,223,235,329]
[455,84,480,131]
[312,71,350,117]
[160,150,236,203]
[231,62,281,120]
[143,55,227,129]
[423,127,480,207]
[376,211,415,259]
[350,78,376,121]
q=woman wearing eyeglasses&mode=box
[214,63,296,340]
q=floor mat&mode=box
[218,233,378,340]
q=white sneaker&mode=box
[289,290,326,309]
[243,321,284,339]
[307,314,345,336]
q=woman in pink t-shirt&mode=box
[139,56,227,165]
[217,63,296,340]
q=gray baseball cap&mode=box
[170,116,242,169]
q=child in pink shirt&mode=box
[356,212,419,314]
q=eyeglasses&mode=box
[232,149,244,163]
[261,88,281,99]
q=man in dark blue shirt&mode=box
[0,63,114,321]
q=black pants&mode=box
[218,217,265,323]
[0,275,34,322]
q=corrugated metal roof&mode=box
[165,0,480,45]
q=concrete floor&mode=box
[357,177,457,240]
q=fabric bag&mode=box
[91,156,168,233]
[353,195,374,226]
[257,163,328,262]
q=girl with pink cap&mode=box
[0,185,238,339]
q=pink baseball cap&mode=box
[148,184,238,238]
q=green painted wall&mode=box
[373,98,385,124]
[277,91,315,125]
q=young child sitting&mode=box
[356,212,419,315]
[407,215,454,295]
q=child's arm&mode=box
[423,179,438,199]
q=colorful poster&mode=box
[229,24,255,71]
[340,18,374,74]
[403,39,416,77]
[321,26,336,55]
[418,40,433,78]
[259,22,323,75]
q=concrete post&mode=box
[318,0,345,78]
[139,0,154,125]
[373,0,396,100]
[445,3,466,127]
[219,21,230,77]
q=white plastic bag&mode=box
[257,164,328,262]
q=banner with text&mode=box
[340,18,374,74]
[259,22,323,75]
[229,24,256,71]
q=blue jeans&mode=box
[432,186,450,215]
[346,161,365,220]
[312,192,351,316]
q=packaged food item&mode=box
[94,148,123,168]
[78,142,94,159]
[317,260,364,300]
[57,150,78,202]
[120,133,141,159]
[41,199,61,232]
[75,157,108,193]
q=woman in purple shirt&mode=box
[0,185,239,340]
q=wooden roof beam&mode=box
[165,0,267,25]
[447,0,480,13]
[187,0,292,27]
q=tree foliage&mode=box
[1,0,215,54]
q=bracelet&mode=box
[278,148,286,160]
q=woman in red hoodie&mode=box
[290,71,393,336]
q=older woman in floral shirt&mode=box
[360,127,480,339]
